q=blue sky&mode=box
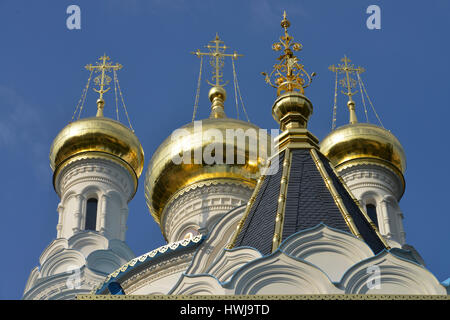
[0,0,449,299]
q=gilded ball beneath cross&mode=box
[208,85,227,102]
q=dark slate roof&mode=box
[233,152,284,255]
[232,148,387,255]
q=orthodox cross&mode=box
[329,56,365,102]
[85,54,123,102]
[192,34,243,87]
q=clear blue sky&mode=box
[0,0,449,299]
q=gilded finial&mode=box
[192,34,243,118]
[85,54,122,117]
[329,55,365,124]
[262,11,315,96]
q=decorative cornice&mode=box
[123,253,194,294]
[167,203,245,241]
[339,165,403,200]
[336,160,405,199]
[93,234,204,294]
[164,179,253,216]
[344,181,398,197]
[55,156,136,201]
[166,182,252,214]
[161,180,253,241]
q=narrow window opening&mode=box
[366,203,378,228]
[85,198,98,231]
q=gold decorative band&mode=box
[272,149,291,252]
[77,294,450,300]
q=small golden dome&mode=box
[320,122,406,179]
[50,116,144,194]
[144,117,270,227]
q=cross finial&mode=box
[329,55,365,102]
[85,54,122,117]
[329,55,365,124]
[191,34,243,87]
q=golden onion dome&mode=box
[144,87,270,227]
[320,122,406,184]
[50,116,144,196]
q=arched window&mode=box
[85,198,98,231]
[366,203,378,228]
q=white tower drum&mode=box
[320,123,406,248]
[322,56,408,249]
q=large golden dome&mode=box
[320,123,406,182]
[144,116,270,227]
[50,116,145,195]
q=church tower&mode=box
[144,35,271,243]
[23,55,144,300]
[227,14,390,257]
[320,56,408,249]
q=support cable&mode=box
[231,57,250,122]
[357,72,369,123]
[358,73,384,128]
[192,55,203,122]
[71,69,93,122]
[331,70,338,130]
[113,69,120,121]
[115,72,134,132]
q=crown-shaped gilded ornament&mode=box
[262,11,315,96]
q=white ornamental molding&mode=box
[205,247,262,283]
[163,183,251,241]
[340,251,447,294]
[56,158,134,200]
[167,180,253,209]
[229,251,341,295]
[164,181,251,218]
[339,165,403,199]
[186,205,247,275]
[124,254,194,294]
[278,224,375,283]
[169,274,227,295]
[92,235,203,294]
